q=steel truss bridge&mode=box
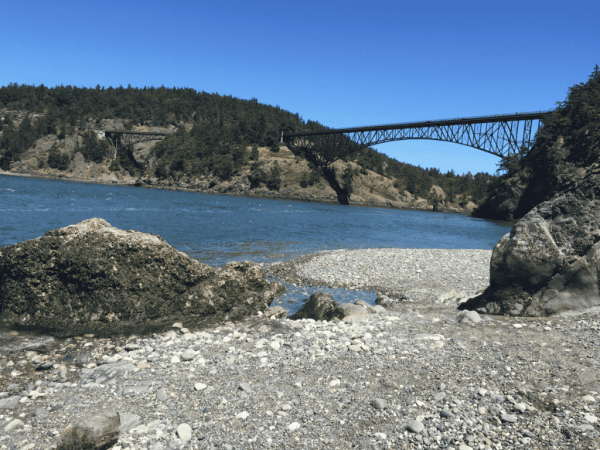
[103,130,167,158]
[281,111,552,161]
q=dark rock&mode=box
[57,408,120,450]
[0,218,284,336]
[36,361,54,371]
[289,293,338,321]
[460,161,600,316]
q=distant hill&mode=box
[0,84,495,212]
[473,65,600,220]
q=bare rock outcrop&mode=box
[460,160,600,316]
[0,218,283,336]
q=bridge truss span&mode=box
[282,111,552,159]
[103,130,167,158]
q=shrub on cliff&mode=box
[47,144,70,170]
[516,65,600,213]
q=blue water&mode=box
[0,175,511,314]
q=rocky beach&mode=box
[1,248,599,450]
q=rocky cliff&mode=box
[473,66,600,221]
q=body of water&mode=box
[1,175,511,318]
[1,175,510,263]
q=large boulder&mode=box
[460,161,600,316]
[289,292,338,321]
[0,218,283,336]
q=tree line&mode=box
[0,83,497,204]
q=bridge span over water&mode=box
[281,111,552,164]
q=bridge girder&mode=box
[282,111,551,163]
[104,130,167,159]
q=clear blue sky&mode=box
[1,1,598,175]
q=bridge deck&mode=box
[104,130,167,136]
[283,111,552,137]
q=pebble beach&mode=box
[1,248,599,450]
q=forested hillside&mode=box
[0,83,495,211]
[473,65,600,220]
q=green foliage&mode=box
[211,154,235,181]
[0,114,44,169]
[47,143,70,170]
[109,159,121,172]
[266,164,282,191]
[524,65,600,175]
[79,130,110,163]
[299,168,321,188]
[249,145,259,161]
[341,167,354,195]
[0,82,502,205]
[115,146,144,177]
[249,167,268,188]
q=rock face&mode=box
[0,218,283,336]
[471,177,526,221]
[461,161,600,316]
[57,408,120,450]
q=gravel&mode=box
[0,248,599,450]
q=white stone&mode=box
[176,423,192,442]
[373,432,387,440]
[287,422,301,431]
[236,411,249,419]
[270,341,280,351]
[172,322,183,328]
[583,413,598,424]
[194,383,207,391]
[514,403,527,413]
[4,419,24,432]
[171,356,181,364]
[180,349,195,361]
[329,379,341,387]
[582,395,596,403]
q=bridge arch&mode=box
[282,111,551,164]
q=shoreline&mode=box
[0,170,491,218]
[264,248,493,306]
[0,248,599,449]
